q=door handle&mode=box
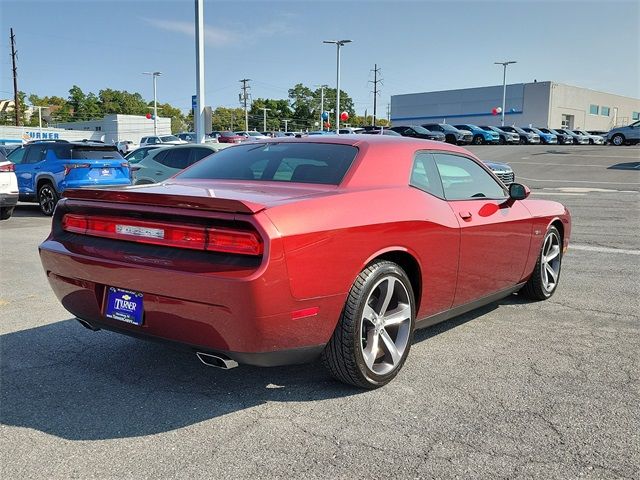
[459,211,472,220]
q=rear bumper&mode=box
[39,238,342,365]
[74,317,324,367]
[0,192,18,207]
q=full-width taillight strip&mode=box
[62,214,263,256]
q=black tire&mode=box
[445,134,456,144]
[521,226,562,301]
[519,136,526,145]
[611,134,625,146]
[589,139,594,145]
[38,182,59,216]
[499,136,506,145]
[473,135,485,145]
[321,260,416,389]
[0,207,14,220]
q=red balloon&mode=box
[146,113,152,119]
[340,111,349,122]
[491,108,498,116]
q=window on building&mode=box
[601,106,610,116]
[589,104,599,115]
[632,112,639,121]
[95,126,101,131]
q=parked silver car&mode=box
[573,130,605,145]
[606,121,640,146]
[555,128,590,145]
[132,143,228,185]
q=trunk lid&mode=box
[62,179,338,214]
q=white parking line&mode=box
[569,244,640,256]
[511,161,608,168]
[531,192,586,196]
[518,176,640,185]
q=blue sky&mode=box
[1,0,638,115]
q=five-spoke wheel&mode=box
[322,260,415,389]
[521,225,563,300]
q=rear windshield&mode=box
[51,145,123,160]
[177,142,358,185]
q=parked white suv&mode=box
[139,135,187,147]
[0,152,19,220]
[116,140,138,154]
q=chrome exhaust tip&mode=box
[196,352,238,369]
[76,318,100,331]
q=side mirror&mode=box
[509,183,530,200]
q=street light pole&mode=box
[323,40,351,133]
[494,60,516,126]
[143,71,162,135]
[261,107,271,132]
[194,0,206,143]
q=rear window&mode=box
[177,142,358,185]
[49,145,123,160]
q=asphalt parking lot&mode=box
[1,145,639,479]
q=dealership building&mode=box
[56,114,171,144]
[390,81,640,131]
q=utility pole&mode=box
[240,79,251,131]
[369,64,382,126]
[10,28,19,126]
[143,71,162,135]
[260,107,271,132]
[283,119,290,132]
[323,40,351,133]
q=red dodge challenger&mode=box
[39,136,571,388]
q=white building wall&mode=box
[56,114,171,144]
[0,125,102,144]
[549,83,640,130]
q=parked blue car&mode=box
[522,127,558,144]
[453,124,500,145]
[7,140,131,215]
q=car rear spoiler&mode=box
[62,187,266,214]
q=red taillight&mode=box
[63,163,91,176]
[62,214,263,255]
[0,163,15,172]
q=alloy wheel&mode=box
[39,185,56,215]
[541,231,561,293]
[360,276,412,376]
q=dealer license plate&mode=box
[105,287,144,325]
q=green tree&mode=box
[249,98,293,131]
[211,107,245,131]
[156,102,187,133]
[98,89,148,116]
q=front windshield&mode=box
[247,132,262,137]
[412,126,432,134]
[160,135,180,142]
[440,124,458,132]
[479,126,492,131]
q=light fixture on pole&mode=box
[323,39,351,133]
[494,60,516,126]
[143,71,162,135]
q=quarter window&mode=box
[589,104,599,115]
[601,106,610,116]
[433,153,506,201]
[410,152,444,198]
[632,112,639,121]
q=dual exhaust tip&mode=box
[76,318,238,370]
[196,352,238,370]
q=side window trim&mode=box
[409,150,445,199]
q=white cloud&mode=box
[145,19,238,46]
[145,15,298,47]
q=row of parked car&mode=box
[383,123,612,146]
